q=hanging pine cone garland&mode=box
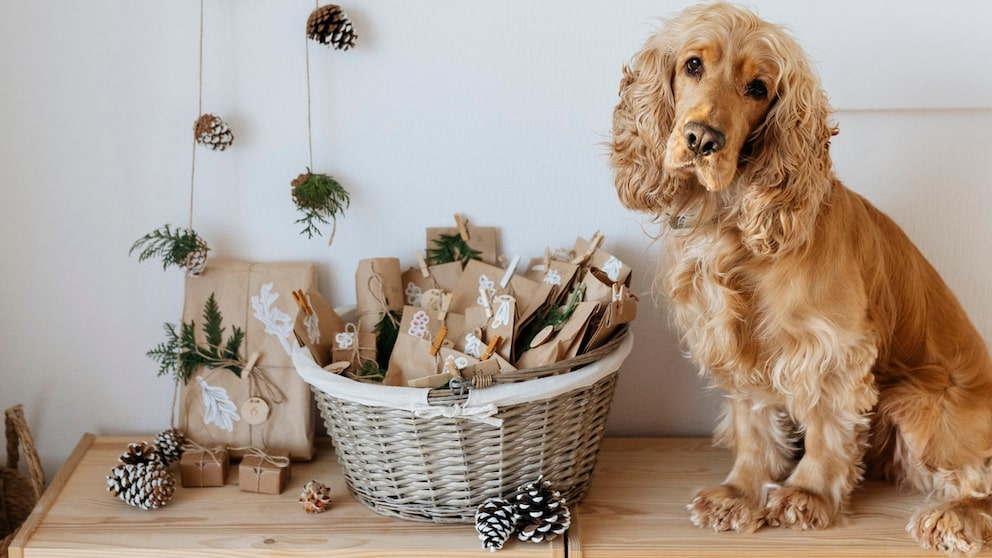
[475,497,519,552]
[153,428,186,467]
[299,480,332,513]
[306,4,357,50]
[513,478,571,544]
[194,113,234,151]
[107,442,176,510]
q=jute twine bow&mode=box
[359,262,400,331]
[181,439,226,466]
[341,322,376,367]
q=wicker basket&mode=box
[293,326,633,523]
[1,405,45,558]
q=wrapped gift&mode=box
[179,446,229,488]
[178,259,318,460]
[238,451,291,495]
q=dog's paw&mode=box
[688,484,766,533]
[765,486,836,530]
[909,501,985,556]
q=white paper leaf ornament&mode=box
[197,375,241,432]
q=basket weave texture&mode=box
[307,329,631,523]
[1,405,45,557]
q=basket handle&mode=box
[5,404,45,500]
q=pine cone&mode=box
[107,461,176,510]
[306,4,357,50]
[181,237,209,277]
[513,478,571,544]
[118,441,161,466]
[153,428,186,467]
[194,113,234,151]
[299,480,332,513]
[475,497,519,552]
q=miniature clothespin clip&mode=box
[481,335,502,361]
[416,250,431,279]
[479,286,494,319]
[454,214,470,241]
[291,290,313,316]
[438,292,453,322]
[500,254,520,289]
[571,230,604,265]
[243,351,262,376]
[430,326,448,356]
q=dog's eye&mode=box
[745,79,768,100]
[685,57,703,76]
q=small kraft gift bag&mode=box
[178,259,318,460]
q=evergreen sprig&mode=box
[514,282,585,357]
[291,169,350,239]
[129,224,208,272]
[425,232,482,267]
[375,309,402,370]
[147,293,245,384]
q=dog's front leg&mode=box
[689,396,797,533]
[765,403,871,530]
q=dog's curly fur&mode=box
[611,3,992,555]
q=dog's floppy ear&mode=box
[610,34,681,214]
[737,42,836,256]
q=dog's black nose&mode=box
[683,122,726,156]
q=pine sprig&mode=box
[130,224,208,272]
[291,169,350,239]
[147,293,245,384]
[375,310,402,370]
[514,282,585,357]
[425,232,482,267]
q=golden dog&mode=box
[610,3,992,554]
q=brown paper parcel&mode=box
[356,258,404,333]
[179,260,316,461]
[179,447,229,487]
[238,453,291,495]
[292,287,345,368]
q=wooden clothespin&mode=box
[479,286,494,319]
[481,335,502,361]
[291,290,313,316]
[543,247,551,272]
[430,326,448,356]
[438,292,453,322]
[571,230,605,265]
[416,250,431,279]
[243,351,262,377]
[443,355,463,379]
[454,214,470,241]
[500,254,520,289]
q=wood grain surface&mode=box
[9,434,561,557]
[572,438,953,557]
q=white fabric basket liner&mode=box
[293,331,633,426]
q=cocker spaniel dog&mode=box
[611,3,992,555]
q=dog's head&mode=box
[611,3,836,254]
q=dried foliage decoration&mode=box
[130,224,210,276]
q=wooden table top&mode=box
[9,434,560,558]
[570,437,951,557]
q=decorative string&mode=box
[181,438,226,465]
[304,1,338,245]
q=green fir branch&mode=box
[425,232,482,267]
[146,293,245,384]
[129,224,207,271]
[375,309,402,370]
[514,282,585,357]
[291,169,350,239]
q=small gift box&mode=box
[179,447,229,487]
[238,451,291,495]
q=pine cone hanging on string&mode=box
[129,224,210,277]
[306,4,357,50]
[194,113,234,151]
[513,478,571,544]
[299,480,332,513]
[153,428,186,467]
[107,442,176,510]
[475,497,519,552]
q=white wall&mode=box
[1,1,990,477]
